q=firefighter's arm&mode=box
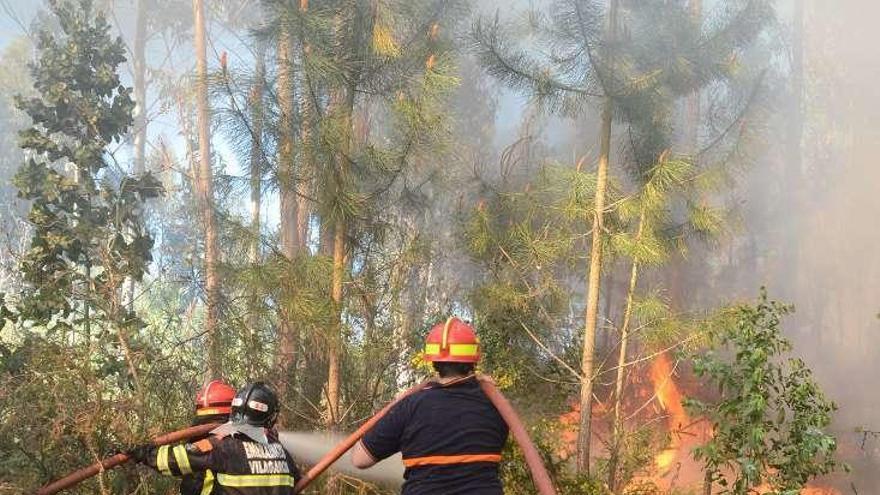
[351,440,377,469]
[130,438,220,476]
[353,399,409,470]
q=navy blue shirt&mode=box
[361,378,508,495]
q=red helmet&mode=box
[424,317,481,363]
[195,380,236,417]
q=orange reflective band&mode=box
[196,406,231,416]
[403,453,502,468]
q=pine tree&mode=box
[256,0,465,429]
[192,0,222,377]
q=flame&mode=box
[654,448,676,470]
[556,400,607,457]
[649,353,689,471]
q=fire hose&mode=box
[36,376,556,495]
[291,381,430,492]
[292,376,557,495]
[35,422,221,495]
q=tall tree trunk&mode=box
[783,0,804,302]
[249,47,265,265]
[126,0,148,312]
[246,44,266,374]
[607,209,645,492]
[666,0,703,311]
[665,0,703,312]
[327,217,345,427]
[276,28,300,403]
[326,84,355,428]
[133,0,147,175]
[297,0,313,252]
[576,0,618,473]
[686,0,702,155]
[193,0,221,378]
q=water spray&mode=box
[34,376,556,495]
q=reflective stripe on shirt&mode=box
[173,444,193,475]
[402,453,502,467]
[200,470,214,495]
[216,473,296,487]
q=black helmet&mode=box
[230,382,279,427]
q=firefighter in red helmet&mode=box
[178,380,236,495]
[129,381,301,494]
[351,317,508,494]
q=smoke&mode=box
[278,431,404,487]
[729,0,880,489]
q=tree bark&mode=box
[126,0,149,312]
[133,0,147,175]
[327,218,345,427]
[607,209,645,492]
[576,0,618,474]
[245,43,266,371]
[667,0,703,311]
[276,28,300,403]
[326,81,355,428]
[686,0,702,155]
[783,0,804,300]
[249,46,265,265]
[193,0,221,378]
[297,0,313,252]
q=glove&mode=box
[126,444,151,463]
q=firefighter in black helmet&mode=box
[130,382,301,494]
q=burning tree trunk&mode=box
[193,0,221,377]
[577,0,619,473]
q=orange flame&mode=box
[649,353,689,471]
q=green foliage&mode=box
[685,290,842,493]
[12,0,161,327]
[465,157,590,391]
[0,1,164,491]
[500,419,610,495]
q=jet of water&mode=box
[278,431,405,486]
